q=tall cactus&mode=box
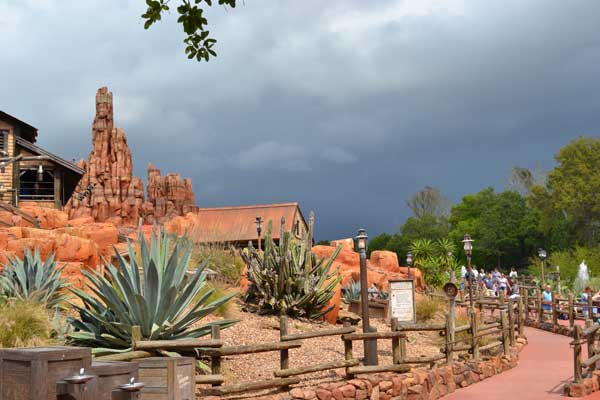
[240,213,342,319]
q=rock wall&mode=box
[65,87,197,225]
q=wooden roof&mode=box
[0,111,38,142]
[193,202,307,243]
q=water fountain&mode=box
[573,260,589,295]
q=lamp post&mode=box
[356,228,378,365]
[462,234,474,311]
[538,248,547,286]
[255,216,263,251]
[406,251,413,279]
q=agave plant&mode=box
[342,281,361,303]
[67,228,237,357]
[0,249,69,308]
[240,215,342,319]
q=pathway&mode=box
[444,327,573,399]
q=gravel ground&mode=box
[199,300,448,399]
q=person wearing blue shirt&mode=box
[542,285,552,312]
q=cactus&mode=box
[240,213,342,319]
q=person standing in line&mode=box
[498,273,511,294]
[542,285,553,321]
[509,267,518,280]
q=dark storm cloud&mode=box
[2,0,600,240]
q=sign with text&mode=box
[389,279,416,323]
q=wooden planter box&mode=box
[138,357,195,400]
[0,346,91,400]
[90,360,139,400]
[348,300,389,319]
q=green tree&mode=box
[142,0,237,62]
[531,137,600,247]
[449,188,540,269]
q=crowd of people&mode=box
[460,266,521,298]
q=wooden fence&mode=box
[571,320,600,383]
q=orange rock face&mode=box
[65,87,197,225]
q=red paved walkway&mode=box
[445,327,573,399]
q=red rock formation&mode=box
[143,163,197,223]
[65,87,197,225]
[65,87,145,224]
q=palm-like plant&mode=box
[0,249,69,308]
[241,218,342,319]
[342,281,361,303]
[67,229,237,356]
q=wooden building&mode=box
[193,202,309,247]
[0,111,84,209]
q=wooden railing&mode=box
[105,298,523,397]
[572,320,600,383]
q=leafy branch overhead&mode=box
[142,0,237,62]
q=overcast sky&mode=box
[1,0,599,240]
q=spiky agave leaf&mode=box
[240,217,342,319]
[67,228,237,355]
[0,248,69,308]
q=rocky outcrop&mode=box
[65,87,197,225]
[143,163,197,224]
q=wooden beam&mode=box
[134,338,222,350]
[281,326,355,341]
[205,341,302,356]
[95,351,151,362]
[202,377,301,395]
[274,359,359,378]
[347,364,410,375]
[195,374,225,385]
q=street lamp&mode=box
[355,228,378,365]
[462,234,474,310]
[406,251,413,279]
[255,216,263,251]
[538,248,547,286]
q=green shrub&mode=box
[191,244,245,284]
[0,300,52,347]
[196,282,237,318]
[341,281,361,303]
[416,296,443,322]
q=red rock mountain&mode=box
[65,87,197,225]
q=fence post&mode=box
[343,321,354,378]
[470,311,479,360]
[445,314,454,364]
[538,291,544,323]
[501,310,510,355]
[552,292,559,326]
[279,315,289,370]
[391,318,401,364]
[574,325,583,383]
[211,325,222,386]
[523,287,529,321]
[586,319,596,374]
[569,294,575,328]
[517,296,524,336]
[499,290,506,309]
[507,299,516,346]
[589,295,594,320]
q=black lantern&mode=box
[538,248,547,285]
[255,216,263,251]
[355,228,368,253]
[37,164,44,182]
[462,234,474,310]
[538,248,547,261]
[462,234,473,256]
[406,251,413,278]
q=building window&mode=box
[0,130,7,155]
[19,168,55,201]
[294,220,300,237]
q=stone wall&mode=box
[564,373,600,397]
[525,319,573,336]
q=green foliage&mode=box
[191,243,245,284]
[141,0,236,62]
[240,219,342,319]
[449,188,540,268]
[0,249,69,309]
[416,296,443,322]
[195,281,236,318]
[531,137,600,247]
[67,229,237,356]
[409,239,457,287]
[316,240,331,246]
[341,281,361,303]
[0,300,52,348]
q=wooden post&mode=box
[343,321,354,378]
[507,299,516,346]
[517,296,524,336]
[211,325,222,386]
[589,295,594,320]
[586,319,596,374]
[391,318,401,364]
[131,325,142,348]
[499,290,506,309]
[523,287,529,321]
[569,294,575,328]
[470,311,479,360]
[538,291,544,323]
[552,292,559,326]
[574,325,583,383]
[279,316,289,370]
[445,314,454,364]
[501,310,510,355]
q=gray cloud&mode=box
[2,0,600,240]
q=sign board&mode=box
[388,279,416,324]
